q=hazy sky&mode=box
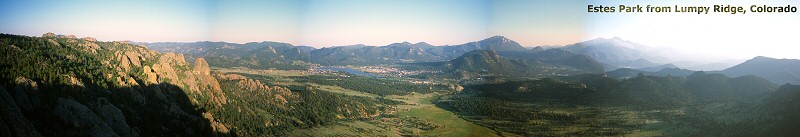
[1,0,798,59]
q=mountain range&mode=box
[143,36,800,84]
[147,41,310,69]
[142,36,660,68]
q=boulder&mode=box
[0,86,42,137]
[53,97,119,137]
[13,77,38,112]
[142,66,158,85]
[88,97,135,137]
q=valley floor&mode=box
[214,67,518,136]
[213,67,776,137]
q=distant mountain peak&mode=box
[751,56,774,60]
[484,35,510,41]
[458,35,527,51]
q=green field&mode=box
[290,92,518,137]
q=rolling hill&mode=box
[412,50,604,79]
[721,56,800,84]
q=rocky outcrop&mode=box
[88,97,137,137]
[53,97,119,137]
[151,53,226,106]
[0,86,42,137]
[64,35,77,39]
[42,32,56,38]
[152,52,184,83]
[117,51,144,73]
[79,41,100,54]
[194,58,211,76]
[192,58,226,105]
[203,112,229,134]
[3,33,227,136]
[125,51,142,68]
[13,77,38,112]
[82,37,97,42]
[448,84,464,92]
[142,66,158,85]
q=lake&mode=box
[316,67,383,78]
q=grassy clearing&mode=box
[396,105,517,137]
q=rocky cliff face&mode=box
[102,41,227,106]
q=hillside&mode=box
[721,56,800,84]
[498,48,605,73]
[762,84,800,136]
[409,49,604,80]
[448,50,531,73]
[606,67,695,79]
[0,33,397,136]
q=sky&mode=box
[1,0,799,60]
